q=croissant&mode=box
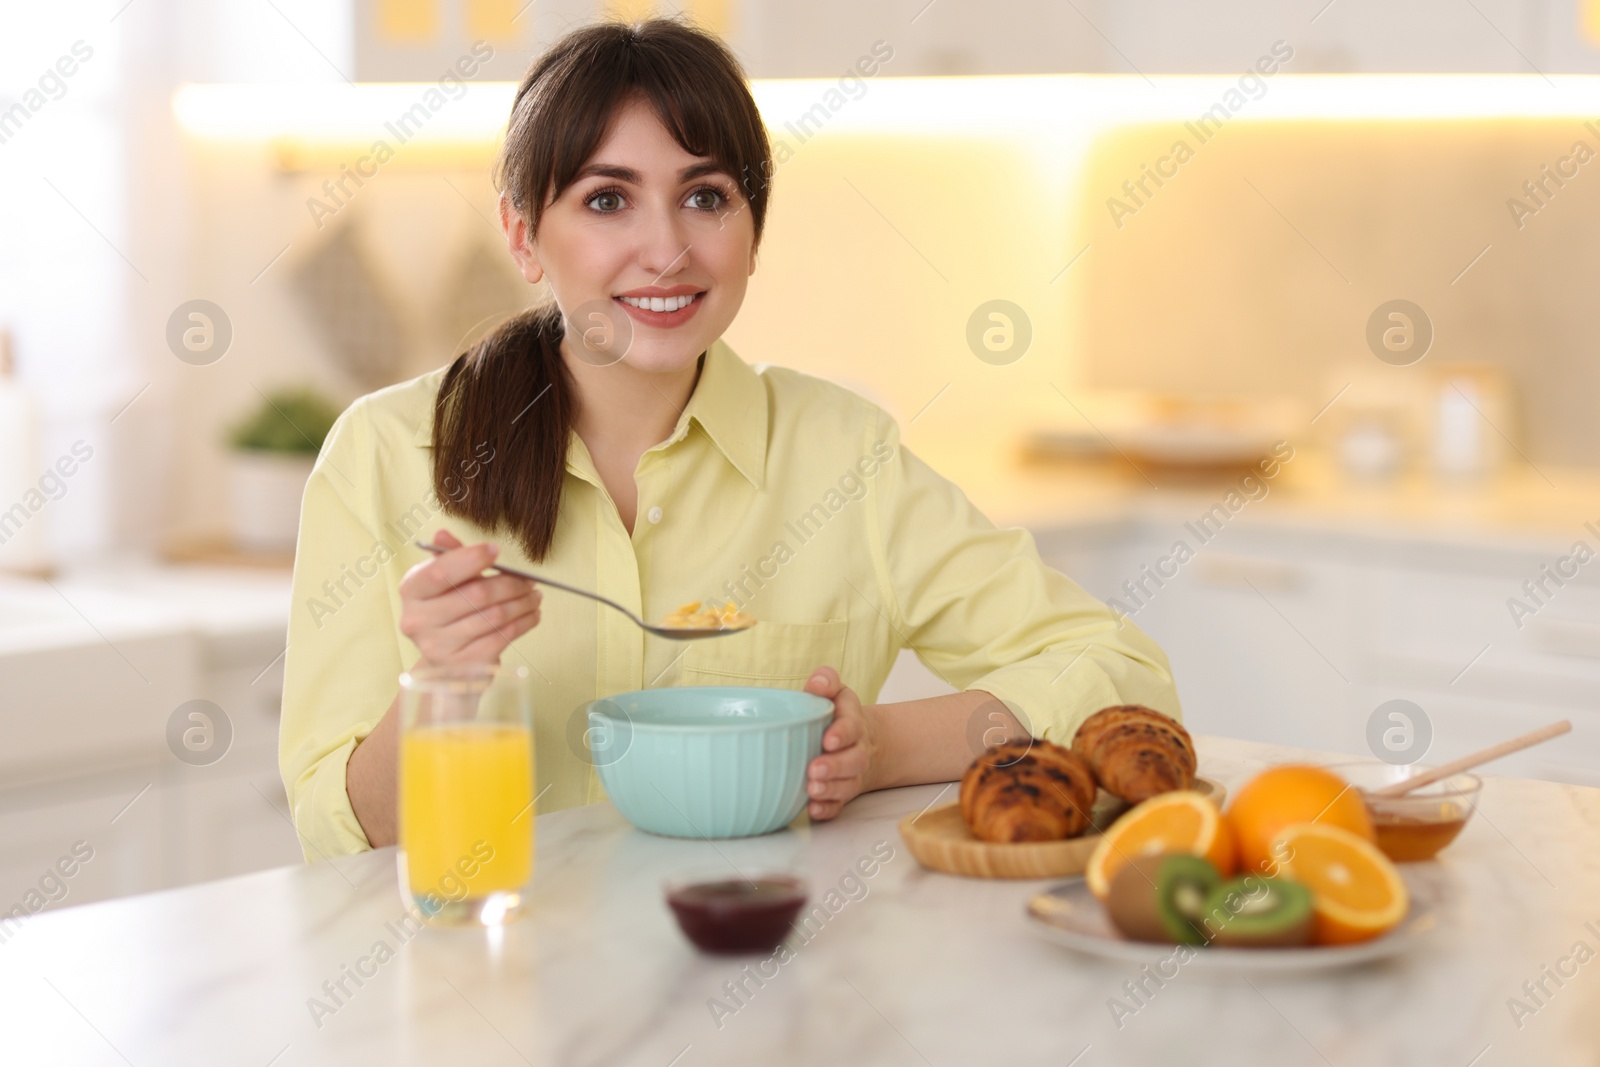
[959,738,1098,843]
[1071,705,1196,805]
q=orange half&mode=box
[1085,791,1236,900]
[1272,823,1409,945]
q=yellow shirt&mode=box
[279,337,1180,861]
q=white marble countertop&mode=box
[929,445,1600,555]
[4,735,1599,1067]
[0,562,291,653]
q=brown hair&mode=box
[431,16,773,559]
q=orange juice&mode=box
[400,723,533,900]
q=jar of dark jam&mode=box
[665,874,808,954]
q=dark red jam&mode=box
[665,876,808,954]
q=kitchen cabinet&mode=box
[1096,528,1363,756]
[0,773,165,920]
[1357,554,1600,784]
[1090,0,1600,75]
[1024,513,1600,786]
[742,0,1600,78]
[0,569,303,913]
[173,0,1600,85]
[0,703,304,915]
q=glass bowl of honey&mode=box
[1324,761,1482,862]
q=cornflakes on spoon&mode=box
[659,600,756,632]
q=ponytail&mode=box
[431,302,573,561]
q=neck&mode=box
[565,344,704,457]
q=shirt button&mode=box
[647,506,663,524]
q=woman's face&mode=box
[503,96,757,374]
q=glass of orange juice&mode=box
[397,663,533,926]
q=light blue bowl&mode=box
[582,686,833,838]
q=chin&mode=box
[622,331,721,373]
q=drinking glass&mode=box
[397,663,534,925]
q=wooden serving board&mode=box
[898,777,1227,880]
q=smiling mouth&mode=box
[614,292,705,313]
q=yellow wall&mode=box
[167,75,1600,539]
[1074,118,1600,464]
[726,127,1081,476]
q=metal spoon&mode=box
[413,541,755,641]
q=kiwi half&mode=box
[1105,854,1222,946]
[1199,876,1315,948]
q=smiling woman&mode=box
[431,20,770,554]
[278,16,1180,861]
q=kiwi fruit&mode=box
[1105,854,1222,945]
[1199,875,1315,948]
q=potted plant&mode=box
[225,387,343,553]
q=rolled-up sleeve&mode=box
[864,408,1180,742]
[278,399,400,860]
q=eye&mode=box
[687,185,729,212]
[582,182,732,216]
[584,185,626,213]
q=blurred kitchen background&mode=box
[3,0,1600,910]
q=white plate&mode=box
[1026,876,1438,974]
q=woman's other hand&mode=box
[398,529,542,667]
[802,666,878,821]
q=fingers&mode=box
[449,587,541,634]
[806,748,870,806]
[399,530,545,665]
[807,666,862,753]
[401,538,499,600]
[804,665,842,699]
[417,596,541,665]
[806,758,866,804]
[448,573,538,614]
[803,665,870,817]
[402,574,540,637]
[450,607,541,664]
[809,798,845,821]
[435,589,541,647]
[822,704,863,753]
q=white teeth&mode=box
[618,293,698,312]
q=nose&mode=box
[636,199,692,279]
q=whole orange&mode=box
[1226,764,1374,876]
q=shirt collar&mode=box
[414,336,769,490]
[671,336,768,490]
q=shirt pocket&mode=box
[678,618,849,689]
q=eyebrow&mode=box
[573,161,730,184]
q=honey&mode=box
[1368,802,1469,862]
